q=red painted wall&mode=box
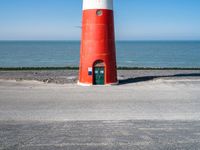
[79,9,117,85]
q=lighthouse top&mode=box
[83,0,113,10]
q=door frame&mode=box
[93,60,105,85]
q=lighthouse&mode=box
[78,0,118,85]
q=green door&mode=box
[94,67,105,85]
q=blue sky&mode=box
[0,0,200,40]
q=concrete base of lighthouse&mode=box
[77,81,119,86]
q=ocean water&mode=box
[0,41,200,68]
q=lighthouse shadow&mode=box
[118,73,200,85]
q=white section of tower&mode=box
[83,0,113,10]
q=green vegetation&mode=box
[0,67,200,71]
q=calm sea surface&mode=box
[0,41,200,68]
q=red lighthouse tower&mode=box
[78,0,118,86]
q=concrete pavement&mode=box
[0,78,200,121]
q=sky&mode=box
[0,0,200,40]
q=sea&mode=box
[0,41,200,68]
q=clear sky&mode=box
[0,0,200,40]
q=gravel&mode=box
[0,69,200,84]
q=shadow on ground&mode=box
[119,73,200,85]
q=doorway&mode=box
[94,61,105,85]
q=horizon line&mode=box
[0,40,200,42]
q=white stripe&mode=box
[83,0,113,10]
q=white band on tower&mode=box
[83,0,113,10]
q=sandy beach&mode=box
[1,69,200,149]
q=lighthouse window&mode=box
[96,10,103,16]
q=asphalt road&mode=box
[1,120,200,150]
[0,77,200,149]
